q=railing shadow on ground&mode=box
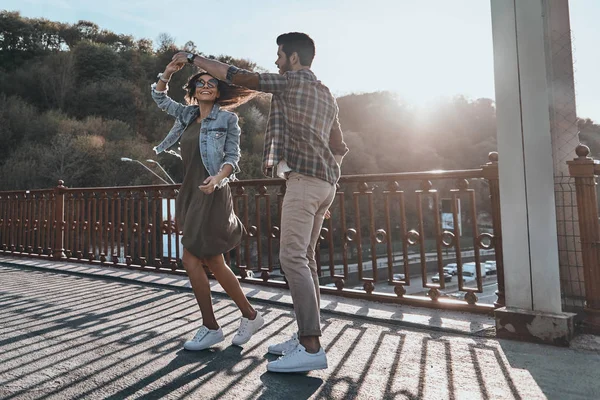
[2,264,597,400]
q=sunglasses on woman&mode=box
[195,78,219,89]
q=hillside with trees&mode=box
[1,11,597,191]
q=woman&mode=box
[151,59,263,350]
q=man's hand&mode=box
[170,52,234,83]
[199,176,220,194]
[324,209,331,220]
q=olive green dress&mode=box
[175,120,244,258]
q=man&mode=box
[173,32,348,373]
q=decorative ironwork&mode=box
[441,230,456,247]
[428,288,441,301]
[477,233,494,250]
[406,230,420,246]
[465,291,478,305]
[0,160,504,313]
[394,285,406,297]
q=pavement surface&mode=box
[1,263,600,400]
[0,256,496,336]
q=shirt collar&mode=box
[287,69,318,81]
[193,103,221,121]
[206,103,221,120]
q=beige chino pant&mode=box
[279,172,337,336]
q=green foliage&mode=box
[67,78,139,124]
[72,41,123,82]
[0,94,59,158]
[0,13,273,190]
[2,12,593,193]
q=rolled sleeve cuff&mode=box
[150,82,169,94]
[151,82,168,94]
[216,177,230,189]
[221,161,240,174]
[225,66,240,85]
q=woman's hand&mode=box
[199,176,220,194]
[164,60,185,77]
[199,166,231,194]
[172,52,190,64]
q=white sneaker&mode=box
[183,326,224,351]
[267,344,328,373]
[232,312,265,346]
[267,333,300,356]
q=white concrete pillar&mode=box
[542,0,585,309]
[490,0,575,344]
[544,0,579,177]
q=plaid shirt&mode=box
[226,66,348,184]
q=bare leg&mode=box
[182,248,219,330]
[204,254,256,320]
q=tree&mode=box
[72,41,122,83]
[73,20,99,41]
[156,33,176,53]
[0,11,45,67]
[0,94,60,162]
[136,38,153,53]
[67,78,139,126]
[1,14,596,192]
[37,52,75,110]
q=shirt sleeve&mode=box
[150,82,187,119]
[225,65,288,95]
[329,105,349,158]
[224,65,260,90]
[257,72,289,95]
[221,113,241,174]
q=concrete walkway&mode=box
[1,263,599,399]
[0,256,495,336]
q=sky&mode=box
[3,0,600,121]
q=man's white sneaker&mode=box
[183,326,224,351]
[267,333,300,356]
[267,344,328,373]
[232,312,265,346]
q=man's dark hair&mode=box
[276,32,315,67]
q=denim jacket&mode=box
[151,83,241,187]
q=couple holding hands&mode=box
[151,32,348,373]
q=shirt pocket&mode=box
[208,125,227,137]
[207,126,227,151]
